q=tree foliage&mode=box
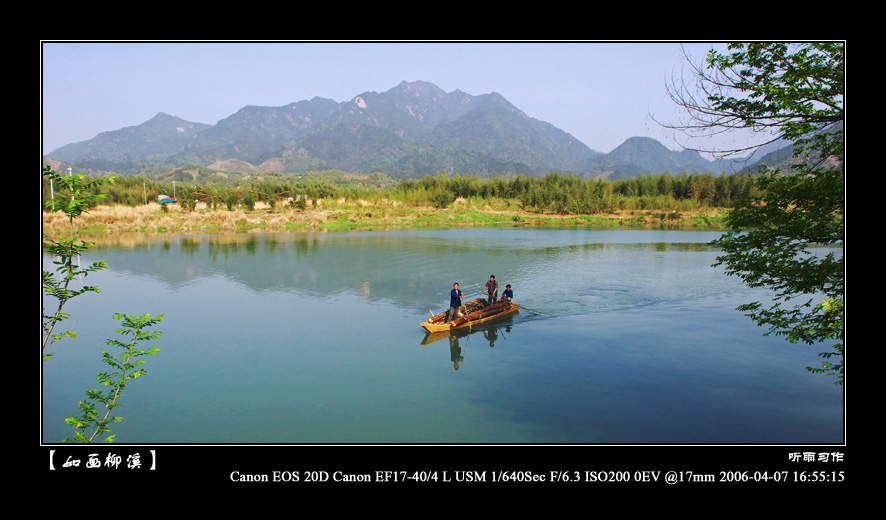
[395,171,758,213]
[670,43,844,383]
[664,42,843,158]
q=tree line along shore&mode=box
[42,171,756,237]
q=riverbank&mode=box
[42,198,730,239]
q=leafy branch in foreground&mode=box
[43,164,115,233]
[42,238,108,358]
[42,166,115,360]
[64,313,163,443]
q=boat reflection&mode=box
[420,314,518,370]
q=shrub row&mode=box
[43,170,762,214]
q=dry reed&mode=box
[42,202,326,238]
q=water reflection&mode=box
[42,228,844,444]
[450,334,463,370]
[421,314,518,371]
[78,230,734,322]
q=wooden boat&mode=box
[420,298,520,333]
[421,298,486,332]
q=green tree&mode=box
[225,190,240,210]
[243,191,256,211]
[42,166,115,359]
[429,185,455,208]
[667,43,844,383]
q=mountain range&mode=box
[44,80,778,180]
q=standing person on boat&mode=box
[447,282,463,324]
[501,284,514,302]
[484,275,498,305]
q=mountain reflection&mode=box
[69,229,741,321]
[78,232,550,312]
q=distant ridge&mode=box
[45,81,779,179]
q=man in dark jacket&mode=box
[447,283,463,324]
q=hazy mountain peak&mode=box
[391,80,446,95]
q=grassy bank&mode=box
[42,197,729,239]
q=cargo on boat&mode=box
[420,297,520,333]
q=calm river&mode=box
[42,228,843,444]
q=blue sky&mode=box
[41,41,745,157]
